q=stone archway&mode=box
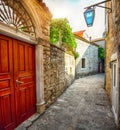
[0,0,52,39]
[0,0,36,37]
[20,0,52,40]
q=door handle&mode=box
[16,80,24,87]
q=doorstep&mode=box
[15,113,40,130]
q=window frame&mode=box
[81,58,86,69]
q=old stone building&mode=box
[0,0,76,129]
[0,0,52,129]
[75,35,99,78]
[105,0,120,127]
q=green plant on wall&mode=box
[74,52,79,59]
[50,18,77,55]
[98,47,105,60]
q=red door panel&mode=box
[0,35,15,130]
[13,39,36,125]
[0,35,36,129]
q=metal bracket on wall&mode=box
[84,0,112,13]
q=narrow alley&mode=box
[27,74,117,130]
[1,0,120,130]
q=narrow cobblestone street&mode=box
[28,74,118,130]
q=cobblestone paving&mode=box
[28,74,118,130]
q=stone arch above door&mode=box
[0,0,36,37]
[0,0,52,42]
[19,0,52,41]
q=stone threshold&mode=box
[15,113,40,130]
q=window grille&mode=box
[0,0,36,37]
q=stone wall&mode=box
[111,0,120,126]
[105,0,120,126]
[45,45,65,107]
[105,1,113,97]
[44,44,75,107]
[105,0,120,98]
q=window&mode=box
[82,58,85,68]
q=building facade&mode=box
[105,0,120,127]
[75,36,98,78]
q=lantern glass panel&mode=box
[84,8,95,27]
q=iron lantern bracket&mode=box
[84,0,112,13]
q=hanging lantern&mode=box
[84,7,95,27]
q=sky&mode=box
[43,0,105,40]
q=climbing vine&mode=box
[98,47,105,60]
[50,18,78,58]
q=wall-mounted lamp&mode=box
[84,7,95,27]
[84,0,112,27]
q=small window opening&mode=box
[82,58,85,68]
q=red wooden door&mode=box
[0,35,15,130]
[13,39,36,125]
[0,35,36,130]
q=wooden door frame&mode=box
[0,29,45,117]
[0,20,46,113]
[0,32,45,130]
